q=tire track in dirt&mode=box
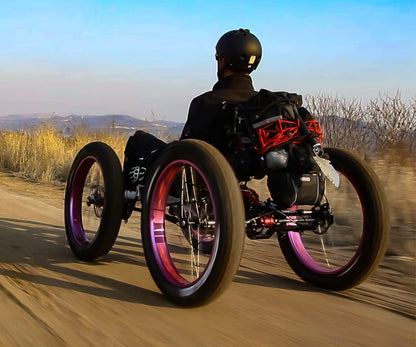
[241,239,416,319]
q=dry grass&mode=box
[0,124,127,183]
[370,147,415,258]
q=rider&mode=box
[180,28,262,152]
[123,28,262,213]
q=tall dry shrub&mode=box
[367,92,416,152]
[304,94,372,153]
[304,92,416,154]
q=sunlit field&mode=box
[0,126,127,183]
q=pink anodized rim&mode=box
[148,160,218,287]
[287,170,365,274]
[68,156,101,246]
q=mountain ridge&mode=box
[0,113,184,139]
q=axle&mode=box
[245,203,334,240]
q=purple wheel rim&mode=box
[287,231,362,274]
[287,177,365,274]
[68,156,101,247]
[148,160,218,287]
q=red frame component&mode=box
[255,119,323,155]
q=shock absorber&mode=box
[259,216,275,228]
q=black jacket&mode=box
[180,74,257,150]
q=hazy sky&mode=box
[1,0,414,122]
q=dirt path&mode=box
[0,173,414,346]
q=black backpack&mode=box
[239,89,304,127]
[220,89,325,208]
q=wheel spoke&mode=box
[319,236,331,268]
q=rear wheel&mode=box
[278,148,390,290]
[65,142,124,261]
[141,139,245,306]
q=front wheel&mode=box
[141,139,246,306]
[278,147,390,290]
[64,142,124,261]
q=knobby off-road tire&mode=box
[65,142,124,261]
[278,147,390,290]
[141,139,246,307]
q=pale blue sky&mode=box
[0,0,414,122]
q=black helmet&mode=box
[215,28,262,71]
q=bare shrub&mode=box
[304,92,416,155]
[304,94,372,153]
[367,92,416,152]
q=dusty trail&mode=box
[0,174,414,346]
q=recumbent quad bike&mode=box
[64,89,390,307]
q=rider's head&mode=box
[215,28,262,79]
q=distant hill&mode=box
[0,113,184,139]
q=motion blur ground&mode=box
[0,171,414,345]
